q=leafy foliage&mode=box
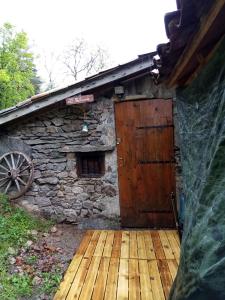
[0,195,50,250]
[2,274,33,299]
[41,271,62,294]
[0,23,38,109]
[0,194,54,300]
[31,67,42,94]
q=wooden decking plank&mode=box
[66,257,92,300]
[137,231,147,260]
[143,231,156,260]
[157,260,173,299]
[104,257,120,300]
[159,230,175,260]
[55,230,181,300]
[53,254,83,300]
[129,259,141,300]
[78,256,101,300]
[76,230,94,255]
[117,258,129,300]
[94,230,108,257]
[92,257,110,300]
[84,230,101,258]
[130,231,138,259]
[172,231,180,246]
[139,259,154,300]
[167,259,178,281]
[149,260,165,300]
[121,231,130,259]
[103,231,115,258]
[151,231,166,260]
[165,231,180,264]
[111,231,122,258]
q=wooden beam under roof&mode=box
[167,0,225,87]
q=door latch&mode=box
[117,138,121,145]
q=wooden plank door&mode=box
[115,99,176,228]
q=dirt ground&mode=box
[44,224,85,266]
[13,224,86,300]
[15,217,120,300]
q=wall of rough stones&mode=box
[1,96,120,225]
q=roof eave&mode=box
[167,0,225,87]
[0,55,154,126]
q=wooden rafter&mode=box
[167,0,225,87]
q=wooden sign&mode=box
[66,94,94,105]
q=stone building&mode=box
[0,53,177,228]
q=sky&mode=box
[1,0,177,87]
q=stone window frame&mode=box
[76,151,105,178]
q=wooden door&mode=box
[115,99,176,228]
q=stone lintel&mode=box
[60,145,115,153]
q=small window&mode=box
[76,152,105,177]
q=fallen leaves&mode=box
[8,229,64,297]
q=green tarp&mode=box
[169,38,225,300]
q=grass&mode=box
[40,272,62,294]
[0,194,59,300]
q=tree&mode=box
[62,38,109,82]
[42,51,61,91]
[31,67,42,94]
[0,23,37,109]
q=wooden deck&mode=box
[54,230,180,300]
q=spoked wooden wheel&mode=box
[0,151,34,199]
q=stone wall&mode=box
[1,97,120,224]
[123,74,173,99]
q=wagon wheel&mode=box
[0,151,34,200]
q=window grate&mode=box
[76,152,105,177]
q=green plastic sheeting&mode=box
[169,38,225,300]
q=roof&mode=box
[154,0,225,86]
[0,52,155,126]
